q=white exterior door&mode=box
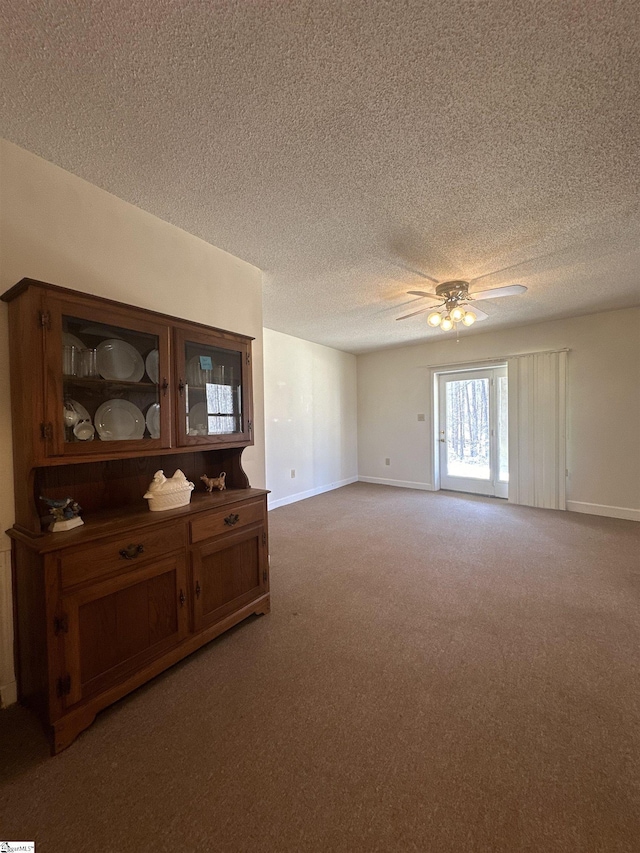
[438,366,508,498]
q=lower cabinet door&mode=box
[60,554,189,706]
[192,525,267,632]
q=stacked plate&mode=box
[96,340,145,382]
[145,349,159,384]
[187,355,208,386]
[62,332,85,350]
[146,403,161,439]
[188,402,208,435]
[95,399,145,441]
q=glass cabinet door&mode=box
[46,297,171,455]
[175,328,252,446]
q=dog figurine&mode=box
[201,472,226,492]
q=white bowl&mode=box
[73,421,95,441]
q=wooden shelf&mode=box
[10,488,269,552]
[63,377,157,389]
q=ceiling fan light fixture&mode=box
[440,315,454,332]
[397,279,526,332]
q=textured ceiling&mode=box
[2,0,639,353]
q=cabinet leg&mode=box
[50,707,97,755]
[254,596,271,616]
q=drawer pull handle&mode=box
[119,544,145,560]
[224,513,240,527]
[179,589,186,607]
[195,580,201,599]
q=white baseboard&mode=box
[0,681,17,708]
[268,477,359,511]
[567,501,640,522]
[358,476,435,491]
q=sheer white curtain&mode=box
[507,351,567,510]
[206,383,236,434]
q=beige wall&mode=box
[2,138,637,707]
[0,139,265,705]
[264,328,358,508]
[357,309,640,518]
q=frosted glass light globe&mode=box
[440,316,454,331]
[427,312,442,327]
[462,312,477,326]
[450,305,465,323]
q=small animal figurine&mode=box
[40,496,84,531]
[200,472,227,492]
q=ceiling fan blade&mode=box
[407,290,440,300]
[396,305,438,321]
[464,304,489,320]
[468,284,527,300]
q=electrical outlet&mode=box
[417,413,425,422]
[385,458,390,466]
[290,469,296,478]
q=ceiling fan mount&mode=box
[434,280,471,305]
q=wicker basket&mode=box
[144,469,194,512]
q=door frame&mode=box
[429,360,508,497]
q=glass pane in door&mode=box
[445,377,490,479]
[62,315,160,444]
[184,341,243,436]
[497,375,509,482]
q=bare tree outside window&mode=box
[445,378,490,479]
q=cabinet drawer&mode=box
[60,522,186,589]
[191,499,265,543]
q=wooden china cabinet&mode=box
[2,278,270,754]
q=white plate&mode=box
[96,339,145,382]
[186,355,212,387]
[145,349,159,384]
[146,403,161,439]
[63,332,86,350]
[95,399,145,441]
[188,402,208,435]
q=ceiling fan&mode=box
[396,279,527,331]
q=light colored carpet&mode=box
[1,483,639,852]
